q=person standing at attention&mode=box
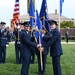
[65,31,69,43]
[0,21,8,64]
[43,20,63,75]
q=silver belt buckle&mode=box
[17,41,20,44]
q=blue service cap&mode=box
[22,21,31,26]
[48,20,58,26]
[0,21,6,25]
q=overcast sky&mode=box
[0,0,75,27]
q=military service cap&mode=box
[48,20,58,26]
[22,21,30,26]
[0,21,6,25]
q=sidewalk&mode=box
[61,42,75,44]
[10,41,75,44]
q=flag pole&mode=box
[59,0,60,31]
[40,49,43,71]
[35,5,43,70]
[18,0,20,43]
[39,32,43,71]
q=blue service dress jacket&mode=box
[20,30,37,57]
[42,33,52,55]
[44,28,63,56]
[0,28,8,46]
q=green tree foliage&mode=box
[60,21,75,28]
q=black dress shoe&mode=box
[41,71,45,75]
[39,73,45,75]
[38,72,45,75]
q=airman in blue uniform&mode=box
[43,20,63,75]
[65,31,69,43]
[13,24,22,64]
[20,21,41,75]
[0,21,8,63]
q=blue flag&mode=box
[35,30,39,41]
[36,10,42,30]
[60,0,64,16]
[39,32,43,44]
[40,0,46,18]
[35,10,43,44]
[45,2,50,32]
[40,0,50,32]
[29,0,35,27]
[27,0,35,13]
[35,31,43,44]
[35,10,42,41]
[45,21,50,32]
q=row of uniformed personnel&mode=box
[0,20,63,75]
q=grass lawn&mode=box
[0,43,75,75]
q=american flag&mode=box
[11,0,20,29]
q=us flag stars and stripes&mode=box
[11,0,20,30]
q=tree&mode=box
[60,21,75,28]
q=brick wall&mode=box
[60,28,75,37]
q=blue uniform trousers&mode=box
[15,44,22,64]
[30,48,35,64]
[52,56,62,75]
[21,56,31,75]
[0,46,6,63]
[66,37,69,43]
[37,53,47,74]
